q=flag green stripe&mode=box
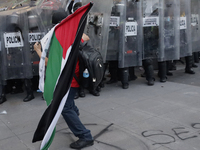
[41,128,56,150]
[44,32,63,106]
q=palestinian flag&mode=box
[32,3,93,150]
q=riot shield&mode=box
[0,39,2,85]
[0,3,32,81]
[191,0,200,52]
[106,2,120,61]
[141,0,160,60]
[82,0,113,62]
[28,0,67,76]
[158,0,180,61]
[27,9,45,76]
[179,0,192,58]
[117,0,142,68]
[36,0,68,32]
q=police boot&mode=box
[121,68,129,89]
[74,91,79,99]
[158,61,167,82]
[129,67,137,81]
[192,63,198,68]
[141,71,146,77]
[107,68,118,84]
[23,79,34,102]
[143,59,154,86]
[166,61,173,76]
[185,56,195,74]
[193,52,199,63]
[107,61,118,84]
[79,87,85,98]
[199,52,200,59]
[192,53,198,68]
[0,85,7,104]
[11,79,24,94]
[99,79,105,88]
[89,89,100,96]
[170,60,177,70]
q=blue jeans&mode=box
[61,87,93,140]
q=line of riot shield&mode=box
[118,0,142,68]
[82,0,113,63]
[158,0,180,62]
[141,0,160,60]
[0,3,33,81]
[190,0,200,53]
[106,2,120,61]
[179,0,192,58]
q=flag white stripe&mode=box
[39,25,58,93]
[40,90,70,149]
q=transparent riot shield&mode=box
[35,0,67,32]
[179,0,192,58]
[0,5,32,81]
[118,0,142,68]
[141,0,160,60]
[106,2,120,61]
[82,0,113,62]
[158,0,180,61]
[191,0,200,52]
[0,39,2,85]
[27,9,46,76]
[29,0,68,76]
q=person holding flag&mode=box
[32,2,94,150]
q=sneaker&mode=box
[70,139,94,149]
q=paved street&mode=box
[0,63,200,150]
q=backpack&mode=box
[77,44,104,92]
